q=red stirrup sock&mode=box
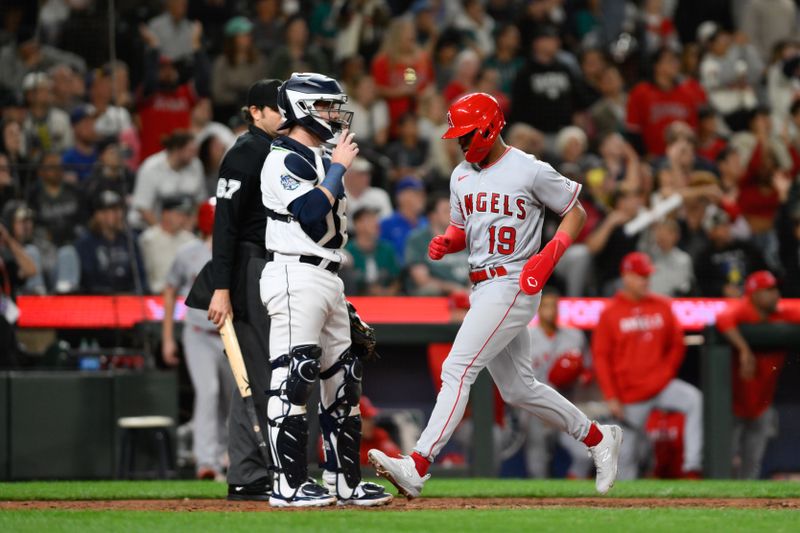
[582,423,603,447]
[410,452,431,476]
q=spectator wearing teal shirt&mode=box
[404,193,470,295]
[344,207,401,296]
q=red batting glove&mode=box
[520,231,572,295]
[428,225,467,260]
[428,235,451,260]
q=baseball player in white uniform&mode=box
[259,73,391,507]
[369,93,622,498]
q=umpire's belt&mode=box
[272,252,340,274]
[237,241,268,260]
[469,266,508,284]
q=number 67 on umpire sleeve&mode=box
[216,178,242,199]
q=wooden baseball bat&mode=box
[218,316,272,469]
[219,316,252,398]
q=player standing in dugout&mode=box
[186,79,283,501]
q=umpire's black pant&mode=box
[227,243,272,485]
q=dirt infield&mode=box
[3,497,799,511]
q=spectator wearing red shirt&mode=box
[137,23,210,160]
[626,47,705,158]
[592,252,702,479]
[716,271,800,479]
[737,110,800,266]
[371,18,434,138]
[696,106,727,162]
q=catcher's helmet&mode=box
[197,197,216,236]
[442,92,505,164]
[277,72,353,144]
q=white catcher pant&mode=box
[414,276,592,460]
[259,260,353,414]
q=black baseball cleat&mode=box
[227,477,272,501]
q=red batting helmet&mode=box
[442,92,506,164]
[197,197,216,236]
[547,351,584,389]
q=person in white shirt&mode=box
[147,0,195,61]
[138,195,196,293]
[348,76,390,148]
[344,157,392,230]
[88,66,132,139]
[131,130,206,228]
[645,218,694,297]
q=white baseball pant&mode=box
[414,275,593,460]
[259,260,354,420]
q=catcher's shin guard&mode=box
[319,348,363,499]
[267,345,321,499]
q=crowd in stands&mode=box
[1,0,800,301]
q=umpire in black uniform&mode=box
[189,79,282,500]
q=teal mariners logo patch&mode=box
[280,174,300,191]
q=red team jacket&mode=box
[716,299,800,420]
[591,293,685,404]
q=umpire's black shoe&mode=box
[227,477,272,501]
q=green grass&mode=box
[1,509,798,533]
[1,479,800,501]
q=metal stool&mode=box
[117,416,175,479]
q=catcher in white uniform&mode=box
[260,73,391,507]
[369,92,622,497]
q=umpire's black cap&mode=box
[246,79,281,110]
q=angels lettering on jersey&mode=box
[261,136,347,262]
[449,147,581,270]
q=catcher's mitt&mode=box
[347,301,378,361]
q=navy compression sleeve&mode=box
[286,163,346,225]
[288,188,332,225]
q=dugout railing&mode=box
[4,297,800,480]
[702,323,800,479]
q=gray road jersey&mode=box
[449,147,582,273]
[528,325,589,383]
[165,238,212,330]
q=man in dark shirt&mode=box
[74,189,148,294]
[509,26,591,136]
[27,151,86,247]
[586,185,643,295]
[190,80,282,500]
[695,207,767,297]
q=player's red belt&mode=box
[469,266,508,283]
